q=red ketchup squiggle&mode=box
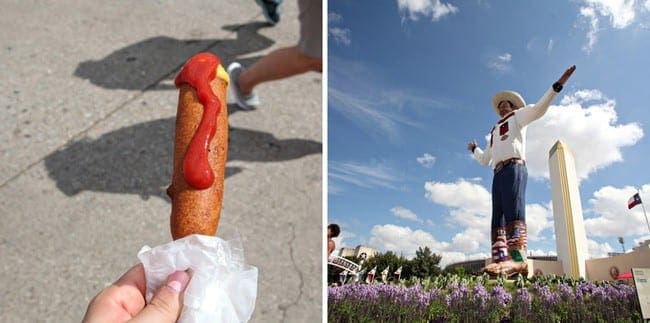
[174,52,222,190]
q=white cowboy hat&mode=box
[492,90,526,115]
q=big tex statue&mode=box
[468,65,576,277]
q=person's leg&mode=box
[256,0,283,25]
[236,45,321,95]
[230,0,321,109]
[297,0,322,61]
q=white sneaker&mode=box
[227,62,260,110]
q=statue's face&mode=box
[497,100,514,117]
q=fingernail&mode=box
[166,270,190,293]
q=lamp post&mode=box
[618,236,625,253]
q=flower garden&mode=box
[328,274,643,322]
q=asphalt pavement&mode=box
[0,1,322,322]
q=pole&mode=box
[618,236,625,253]
[639,190,650,234]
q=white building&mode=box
[548,140,588,279]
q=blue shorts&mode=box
[298,0,322,58]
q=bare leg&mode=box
[237,45,322,95]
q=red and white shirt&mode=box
[473,87,558,169]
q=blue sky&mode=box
[328,0,650,267]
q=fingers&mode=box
[564,65,576,77]
[114,263,147,296]
[467,140,477,152]
[82,264,148,323]
[129,270,191,323]
[559,65,576,84]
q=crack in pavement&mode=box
[277,222,306,322]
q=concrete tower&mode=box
[548,140,588,278]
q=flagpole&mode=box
[638,190,650,234]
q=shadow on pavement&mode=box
[74,22,273,90]
[60,22,321,200]
[44,116,322,200]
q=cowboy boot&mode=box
[498,220,528,277]
[484,227,508,275]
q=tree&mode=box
[410,246,442,279]
[361,251,412,281]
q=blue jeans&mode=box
[491,163,527,229]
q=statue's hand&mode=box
[467,140,478,152]
[558,65,576,85]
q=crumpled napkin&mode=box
[137,233,258,323]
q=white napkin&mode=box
[137,233,258,323]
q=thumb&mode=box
[129,270,191,323]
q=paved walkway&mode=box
[0,1,322,322]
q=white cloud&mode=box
[524,89,643,181]
[584,0,636,28]
[424,179,491,217]
[397,0,459,22]
[332,230,356,254]
[559,88,604,104]
[584,184,650,237]
[329,87,404,141]
[579,0,638,52]
[328,181,344,195]
[417,153,437,168]
[526,40,534,51]
[424,179,496,254]
[390,206,422,222]
[646,0,650,10]
[580,6,600,53]
[439,251,474,268]
[369,224,449,257]
[587,238,615,258]
[451,228,481,252]
[367,220,550,268]
[329,160,400,190]
[330,27,351,46]
[329,57,450,142]
[328,12,343,24]
[526,39,554,53]
[525,202,554,241]
[487,53,512,72]
[328,12,351,46]
[369,224,473,267]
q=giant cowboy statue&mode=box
[467,65,576,277]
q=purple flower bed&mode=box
[328,275,642,322]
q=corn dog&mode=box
[167,52,229,240]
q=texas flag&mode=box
[628,193,642,209]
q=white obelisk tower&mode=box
[548,140,588,278]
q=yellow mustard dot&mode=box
[216,64,230,85]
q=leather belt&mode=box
[494,157,525,174]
